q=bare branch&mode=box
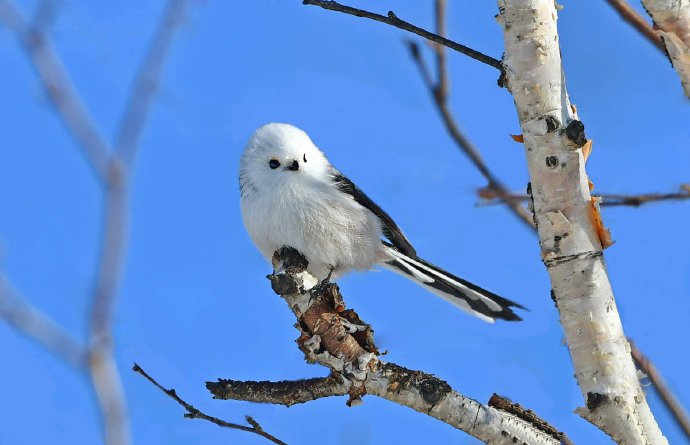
[630,340,690,441]
[87,3,189,444]
[302,0,502,71]
[0,274,87,370]
[132,364,287,445]
[208,375,348,406]
[114,0,187,164]
[478,184,690,208]
[206,247,565,445]
[0,0,111,180]
[1,1,190,443]
[406,40,535,229]
[433,0,448,102]
[605,0,665,51]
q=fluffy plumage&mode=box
[239,123,525,323]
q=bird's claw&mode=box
[310,267,334,296]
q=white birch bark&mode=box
[267,251,562,445]
[643,0,690,97]
[497,1,668,443]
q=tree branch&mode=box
[478,184,690,208]
[87,4,188,445]
[208,375,348,406]
[301,0,502,71]
[0,1,189,444]
[641,0,690,97]
[498,1,667,442]
[605,0,665,51]
[114,0,186,164]
[407,41,534,229]
[0,0,111,180]
[132,364,287,445]
[206,247,566,445]
[0,273,87,370]
[433,0,448,103]
[630,340,690,441]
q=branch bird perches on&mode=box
[201,247,570,445]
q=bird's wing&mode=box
[330,170,417,257]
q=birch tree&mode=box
[498,1,667,442]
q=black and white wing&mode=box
[330,170,417,257]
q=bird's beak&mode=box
[284,160,299,171]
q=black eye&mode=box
[303,154,307,163]
[269,159,280,169]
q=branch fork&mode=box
[206,247,568,445]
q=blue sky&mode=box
[1,1,689,444]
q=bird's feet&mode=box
[310,267,334,296]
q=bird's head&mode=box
[240,123,331,194]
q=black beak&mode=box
[285,160,299,171]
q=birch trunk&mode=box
[643,0,690,97]
[497,1,668,443]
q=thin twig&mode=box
[478,184,690,208]
[132,364,287,445]
[302,0,502,71]
[433,0,448,103]
[630,340,690,440]
[406,39,535,229]
[0,274,87,369]
[114,0,186,164]
[605,0,665,52]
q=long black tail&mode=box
[381,244,525,323]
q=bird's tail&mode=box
[380,244,525,323]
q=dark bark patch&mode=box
[565,120,587,147]
[586,392,609,410]
[544,115,560,132]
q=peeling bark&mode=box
[643,0,690,97]
[497,1,668,444]
[208,247,565,445]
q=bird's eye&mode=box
[303,154,307,163]
[269,159,280,169]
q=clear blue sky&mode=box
[1,1,689,444]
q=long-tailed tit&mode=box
[239,123,525,323]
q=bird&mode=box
[239,123,525,323]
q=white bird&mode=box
[239,123,525,323]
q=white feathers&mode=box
[240,123,522,323]
[240,123,383,279]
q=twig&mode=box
[0,0,110,180]
[301,0,502,71]
[132,364,287,445]
[433,0,448,102]
[114,0,186,164]
[605,0,665,52]
[630,340,690,441]
[0,274,87,369]
[477,184,690,208]
[405,41,535,229]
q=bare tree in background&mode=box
[1,1,689,444]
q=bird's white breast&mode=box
[241,178,383,279]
